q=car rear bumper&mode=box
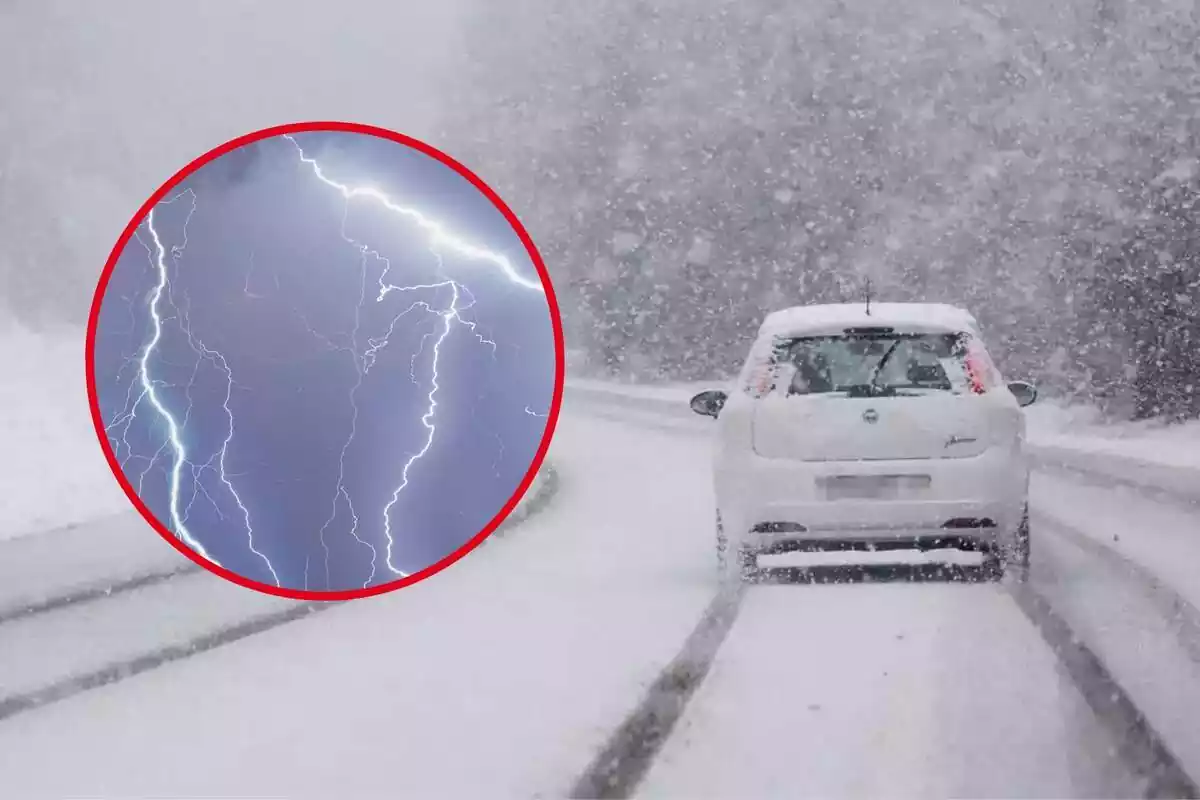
[740,526,1004,556]
[717,447,1027,549]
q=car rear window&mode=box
[764,330,993,398]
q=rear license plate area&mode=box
[818,474,931,500]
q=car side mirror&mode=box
[1007,381,1038,408]
[690,389,728,418]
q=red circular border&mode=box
[84,121,565,602]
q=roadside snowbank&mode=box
[1026,400,1200,472]
[493,461,558,537]
[0,327,128,542]
[0,412,717,798]
[568,376,722,403]
[0,321,561,547]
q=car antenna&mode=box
[864,278,872,316]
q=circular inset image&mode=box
[87,122,563,600]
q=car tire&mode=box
[716,511,755,583]
[1008,505,1031,582]
[716,511,729,574]
[737,547,757,583]
[983,505,1030,583]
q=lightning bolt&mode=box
[283,134,544,294]
[380,280,459,577]
[103,134,545,591]
[104,192,219,568]
[285,133,534,583]
[316,243,379,590]
[193,339,280,587]
[103,190,281,586]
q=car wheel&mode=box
[716,511,729,574]
[1008,505,1031,582]
[716,511,755,583]
[981,552,1003,581]
[984,505,1030,583]
[736,546,757,583]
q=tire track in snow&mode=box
[572,567,1197,800]
[1033,511,1200,667]
[1012,576,1200,799]
[567,582,747,799]
[0,564,200,626]
[1,464,560,628]
[1029,450,1200,509]
[0,462,561,725]
[0,601,330,723]
[568,389,1200,795]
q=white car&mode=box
[689,301,1037,582]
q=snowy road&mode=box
[0,412,716,797]
[639,582,1132,799]
[1,400,1198,797]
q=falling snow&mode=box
[443,0,1198,423]
[1,1,1199,795]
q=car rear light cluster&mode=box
[741,338,781,398]
[963,337,1000,395]
[964,355,988,395]
[743,363,774,398]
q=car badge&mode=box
[862,408,879,424]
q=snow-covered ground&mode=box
[569,376,722,404]
[0,569,293,699]
[1033,518,1200,782]
[641,582,1133,798]
[0,510,173,618]
[0,412,718,797]
[1032,475,1200,618]
[6,400,1198,796]
[1,365,1198,796]
[0,328,129,542]
[1026,400,1200,472]
[4,0,1197,793]
[565,381,1200,789]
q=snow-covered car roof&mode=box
[758,302,981,338]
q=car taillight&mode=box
[743,360,775,398]
[963,338,999,395]
[741,337,781,398]
[964,353,988,394]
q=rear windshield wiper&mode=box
[844,384,897,398]
[866,340,903,394]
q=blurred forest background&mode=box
[444,0,1200,422]
[2,0,1197,422]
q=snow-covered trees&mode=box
[1,1,1194,420]
[447,0,1198,420]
